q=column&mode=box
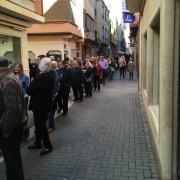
[159,0,175,179]
[146,27,154,105]
[141,34,147,89]
[152,30,160,105]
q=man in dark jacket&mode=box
[71,61,84,102]
[0,56,25,180]
[57,61,71,115]
[28,57,54,155]
[29,57,41,82]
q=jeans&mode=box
[129,72,134,80]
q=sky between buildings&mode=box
[43,0,130,47]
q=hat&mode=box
[0,56,9,67]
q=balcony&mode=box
[0,0,44,23]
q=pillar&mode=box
[141,34,147,89]
[159,0,175,179]
[146,27,154,105]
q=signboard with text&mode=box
[123,12,135,23]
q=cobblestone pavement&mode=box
[0,72,160,180]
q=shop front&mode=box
[0,0,44,73]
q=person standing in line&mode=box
[13,63,30,139]
[0,56,25,180]
[57,61,72,115]
[99,56,108,86]
[71,61,84,102]
[84,62,93,97]
[48,61,59,133]
[92,61,102,92]
[118,55,126,80]
[128,58,135,80]
[29,57,41,82]
[28,57,54,155]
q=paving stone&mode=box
[0,73,159,180]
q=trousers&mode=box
[33,111,52,149]
[0,128,24,180]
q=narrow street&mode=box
[0,73,159,180]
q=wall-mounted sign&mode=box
[123,12,135,23]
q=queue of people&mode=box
[0,54,134,180]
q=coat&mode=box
[71,67,84,85]
[28,71,54,112]
[0,72,25,137]
[57,67,71,90]
[128,61,135,72]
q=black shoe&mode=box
[73,98,78,101]
[40,148,53,155]
[28,144,42,150]
[62,112,67,116]
[78,99,83,102]
[57,109,62,113]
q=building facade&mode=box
[126,0,180,179]
[0,0,44,73]
[95,0,110,56]
[27,0,84,60]
[83,0,96,57]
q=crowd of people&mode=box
[0,54,135,180]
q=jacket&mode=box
[28,71,54,112]
[71,67,84,85]
[84,67,93,82]
[57,67,71,89]
[0,72,25,137]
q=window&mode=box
[95,9,97,19]
[0,34,21,63]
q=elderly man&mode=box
[28,57,54,155]
[0,56,25,180]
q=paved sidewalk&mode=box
[0,73,159,180]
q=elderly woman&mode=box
[28,57,54,155]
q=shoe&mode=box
[78,99,83,102]
[57,109,62,113]
[40,148,53,155]
[62,112,67,116]
[28,144,42,150]
[73,99,78,101]
[48,128,54,133]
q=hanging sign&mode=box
[123,12,135,23]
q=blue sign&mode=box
[123,12,135,23]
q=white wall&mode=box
[28,35,77,59]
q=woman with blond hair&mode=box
[84,61,93,97]
[118,55,126,80]
[13,63,30,139]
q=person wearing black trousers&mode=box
[92,62,102,91]
[71,61,84,102]
[57,61,71,115]
[28,57,54,155]
[84,62,93,97]
[0,56,25,180]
